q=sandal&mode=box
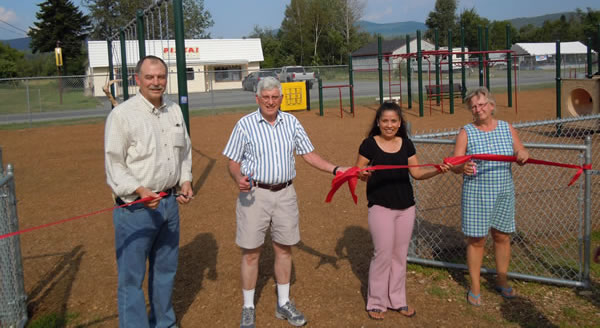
[367,309,385,320]
[467,290,481,306]
[495,285,516,299]
[390,305,416,318]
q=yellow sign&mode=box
[54,47,63,67]
[281,82,307,111]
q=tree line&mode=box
[424,0,600,53]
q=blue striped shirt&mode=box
[223,109,315,184]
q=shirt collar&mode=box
[138,93,167,115]
[255,108,282,125]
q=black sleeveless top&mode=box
[358,136,416,210]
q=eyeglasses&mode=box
[260,95,282,102]
[470,102,488,110]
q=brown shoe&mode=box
[367,309,385,320]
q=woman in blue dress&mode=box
[452,87,529,306]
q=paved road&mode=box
[0,73,554,125]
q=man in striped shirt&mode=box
[223,77,345,328]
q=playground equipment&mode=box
[317,55,355,118]
[358,26,518,117]
[556,36,600,118]
[561,78,600,117]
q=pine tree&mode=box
[28,0,91,75]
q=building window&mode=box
[186,67,194,80]
[214,65,242,82]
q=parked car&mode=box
[242,70,278,92]
[279,66,316,89]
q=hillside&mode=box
[0,37,31,51]
[357,11,584,39]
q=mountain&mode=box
[0,37,31,51]
[507,12,577,29]
[357,21,427,38]
[357,11,586,39]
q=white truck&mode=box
[279,66,316,89]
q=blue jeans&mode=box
[113,194,180,328]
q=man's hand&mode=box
[136,186,161,209]
[238,175,252,192]
[177,181,193,205]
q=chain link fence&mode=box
[0,148,28,327]
[408,114,599,287]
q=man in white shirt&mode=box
[104,55,193,328]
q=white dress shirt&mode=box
[105,94,192,202]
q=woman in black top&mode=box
[356,102,449,321]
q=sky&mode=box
[1,0,599,41]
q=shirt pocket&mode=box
[171,124,186,148]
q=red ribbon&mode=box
[326,155,590,204]
[325,164,440,204]
[0,192,168,240]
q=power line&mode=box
[0,25,26,37]
[0,19,28,34]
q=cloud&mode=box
[0,7,18,23]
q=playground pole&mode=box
[417,30,424,117]
[107,39,116,107]
[119,28,129,101]
[378,36,383,105]
[478,26,484,87]
[556,40,561,118]
[435,28,440,105]
[136,10,146,58]
[460,25,466,102]
[406,34,412,108]
[348,54,354,115]
[506,24,512,107]
[485,26,490,91]
[174,0,190,132]
[587,37,592,79]
[318,78,324,116]
[448,30,454,114]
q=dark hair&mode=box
[135,55,168,74]
[367,101,408,138]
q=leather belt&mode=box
[115,187,176,206]
[254,180,293,192]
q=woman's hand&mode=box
[437,163,451,173]
[463,161,477,176]
[515,148,529,166]
[357,168,372,181]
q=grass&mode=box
[0,82,102,115]
[27,312,80,328]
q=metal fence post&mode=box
[582,136,592,288]
[0,164,28,327]
[26,80,31,129]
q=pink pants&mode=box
[366,205,416,311]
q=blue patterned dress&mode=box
[462,120,515,237]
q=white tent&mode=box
[511,41,594,56]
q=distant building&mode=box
[86,38,264,97]
[511,41,594,69]
[351,38,435,70]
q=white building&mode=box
[351,38,436,70]
[511,41,594,69]
[86,38,264,97]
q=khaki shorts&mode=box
[236,184,300,249]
